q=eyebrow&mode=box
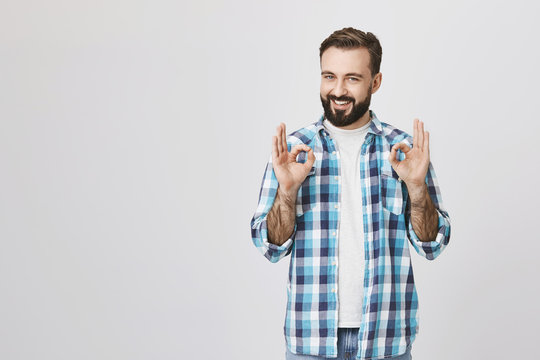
[321,71,364,78]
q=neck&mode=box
[338,110,371,130]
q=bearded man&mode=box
[250,27,451,360]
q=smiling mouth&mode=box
[331,99,352,110]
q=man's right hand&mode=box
[272,122,316,197]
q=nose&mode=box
[333,79,347,98]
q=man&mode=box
[250,28,451,360]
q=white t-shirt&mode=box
[323,118,371,328]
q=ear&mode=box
[371,72,382,94]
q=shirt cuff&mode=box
[407,208,451,260]
[256,217,296,263]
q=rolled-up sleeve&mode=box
[250,155,295,263]
[406,162,451,260]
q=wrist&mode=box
[278,185,299,203]
[406,182,427,201]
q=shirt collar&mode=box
[316,109,383,137]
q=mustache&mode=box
[327,95,355,103]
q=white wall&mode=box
[1,0,538,359]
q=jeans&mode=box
[285,328,412,360]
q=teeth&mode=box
[334,100,350,105]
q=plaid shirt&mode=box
[250,110,451,359]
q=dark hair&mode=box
[319,27,383,78]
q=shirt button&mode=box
[331,288,336,293]
[334,176,339,180]
[332,151,336,155]
[332,261,336,266]
[334,204,339,209]
[332,231,336,236]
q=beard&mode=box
[320,84,372,127]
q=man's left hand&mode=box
[388,118,430,193]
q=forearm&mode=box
[267,186,297,246]
[407,183,438,242]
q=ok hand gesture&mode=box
[388,118,430,190]
[272,123,316,196]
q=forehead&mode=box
[320,46,371,76]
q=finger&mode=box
[393,142,411,154]
[389,143,408,166]
[289,144,310,158]
[272,136,279,161]
[276,125,283,154]
[306,147,315,168]
[281,123,288,154]
[413,118,418,149]
[417,119,424,151]
[423,130,430,155]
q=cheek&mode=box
[320,83,331,96]
[352,88,366,101]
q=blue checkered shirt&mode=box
[250,110,451,359]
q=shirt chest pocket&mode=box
[380,172,404,215]
[295,167,317,217]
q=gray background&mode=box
[1,0,538,359]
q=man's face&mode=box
[320,46,380,128]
